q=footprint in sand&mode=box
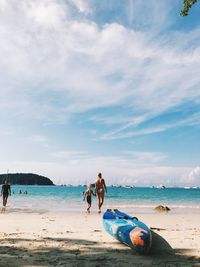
[0,207,6,213]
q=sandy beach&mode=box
[0,209,199,267]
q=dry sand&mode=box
[0,208,200,267]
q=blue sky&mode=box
[0,0,200,186]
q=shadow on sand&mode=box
[0,232,199,267]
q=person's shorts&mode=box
[86,195,91,204]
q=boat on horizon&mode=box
[157,185,166,189]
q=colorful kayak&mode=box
[103,209,152,253]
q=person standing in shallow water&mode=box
[83,184,96,213]
[95,173,107,213]
[1,180,11,207]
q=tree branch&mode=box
[180,0,198,16]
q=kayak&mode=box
[103,209,152,253]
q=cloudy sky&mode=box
[0,0,200,186]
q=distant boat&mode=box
[123,185,134,189]
[183,186,199,189]
[157,185,166,189]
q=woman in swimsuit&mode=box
[83,184,96,213]
[95,173,107,213]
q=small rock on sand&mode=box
[154,205,170,212]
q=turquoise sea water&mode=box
[5,186,200,214]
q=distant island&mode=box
[0,173,54,185]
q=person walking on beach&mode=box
[1,180,11,207]
[83,184,96,213]
[95,173,107,213]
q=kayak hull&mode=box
[103,209,152,253]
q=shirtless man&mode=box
[95,173,107,213]
[1,180,11,207]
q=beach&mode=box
[0,209,200,267]
[1,0,200,266]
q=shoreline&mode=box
[3,201,200,215]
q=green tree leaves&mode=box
[180,0,198,16]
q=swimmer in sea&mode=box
[95,173,107,213]
[83,184,96,213]
[1,179,11,207]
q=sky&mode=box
[0,0,200,186]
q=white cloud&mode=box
[126,0,175,33]
[0,0,200,130]
[100,110,200,140]
[71,0,91,14]
[27,134,51,149]
[101,123,171,140]
[28,0,68,28]
[0,155,192,186]
[50,148,167,164]
[51,150,90,160]
[122,151,167,164]
[188,167,200,185]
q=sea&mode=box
[5,185,200,215]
